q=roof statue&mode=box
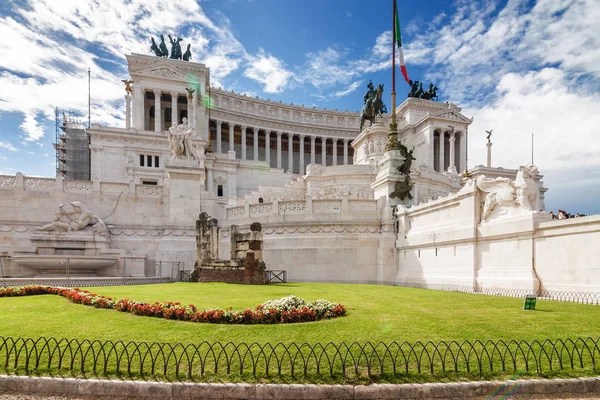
[408,80,439,101]
[360,82,387,131]
[158,35,169,57]
[121,79,133,94]
[150,37,162,57]
[150,34,191,61]
[183,44,192,61]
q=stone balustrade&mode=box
[0,174,163,197]
[226,198,379,221]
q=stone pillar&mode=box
[288,133,293,172]
[125,93,131,129]
[216,120,222,154]
[207,168,214,194]
[276,131,282,168]
[228,123,235,159]
[449,133,457,174]
[253,127,259,161]
[486,138,492,168]
[133,86,143,130]
[170,92,178,126]
[153,89,162,133]
[440,131,445,172]
[310,136,316,165]
[332,138,338,166]
[343,139,349,165]
[321,137,327,166]
[241,125,247,160]
[299,135,305,174]
[265,130,271,167]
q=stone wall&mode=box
[395,180,600,292]
[0,173,196,277]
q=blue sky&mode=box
[0,0,599,214]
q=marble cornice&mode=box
[210,87,358,116]
[209,109,359,139]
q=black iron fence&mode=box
[265,270,287,284]
[392,282,600,305]
[0,336,598,380]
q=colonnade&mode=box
[129,89,192,132]
[433,130,462,173]
[210,120,353,174]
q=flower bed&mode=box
[0,286,345,324]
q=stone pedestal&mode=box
[165,158,206,225]
[371,150,410,207]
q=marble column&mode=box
[125,93,131,129]
[229,124,235,152]
[153,89,162,133]
[276,132,282,168]
[299,135,305,174]
[321,137,327,166]
[332,138,338,166]
[288,133,293,172]
[265,130,271,167]
[343,139,349,165]
[170,92,178,126]
[133,86,143,130]
[310,136,316,165]
[216,120,222,154]
[241,126,247,160]
[207,168,214,194]
[439,131,445,172]
[253,127,259,161]
[449,133,457,174]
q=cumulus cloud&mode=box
[244,49,293,93]
[19,112,45,142]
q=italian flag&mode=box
[395,0,410,85]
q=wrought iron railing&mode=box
[265,270,287,284]
[393,282,600,305]
[0,336,597,380]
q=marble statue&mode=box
[477,164,541,222]
[36,202,108,235]
[360,83,387,131]
[167,117,200,162]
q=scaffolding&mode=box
[53,108,90,180]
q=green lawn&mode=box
[0,282,598,344]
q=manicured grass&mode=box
[0,282,598,344]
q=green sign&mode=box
[524,295,536,310]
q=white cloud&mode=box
[333,81,362,99]
[0,141,18,152]
[465,68,600,211]
[19,112,45,142]
[244,49,293,93]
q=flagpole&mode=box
[386,0,400,151]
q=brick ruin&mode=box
[193,213,266,284]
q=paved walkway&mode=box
[2,392,600,400]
